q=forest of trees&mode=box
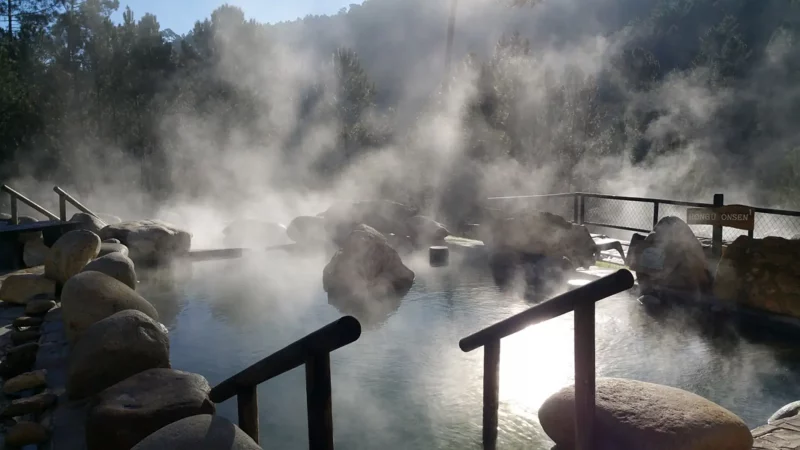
[0,0,799,223]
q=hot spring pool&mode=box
[137,252,800,450]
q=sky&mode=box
[111,0,365,34]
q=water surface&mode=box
[138,252,800,449]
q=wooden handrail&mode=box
[2,185,59,222]
[459,269,635,450]
[209,316,362,448]
[53,186,102,222]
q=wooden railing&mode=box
[1,185,59,224]
[459,269,635,450]
[53,186,102,222]
[209,316,362,449]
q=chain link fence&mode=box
[487,193,800,243]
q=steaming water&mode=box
[139,253,800,449]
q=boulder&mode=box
[96,213,122,224]
[44,230,101,283]
[0,342,39,378]
[82,253,137,290]
[483,211,597,269]
[23,238,50,267]
[5,421,49,447]
[68,310,170,400]
[629,216,712,296]
[25,297,56,315]
[131,415,261,450]
[98,242,129,258]
[13,316,43,329]
[103,238,121,244]
[10,328,40,345]
[222,219,289,248]
[3,369,47,395]
[70,212,107,235]
[0,274,56,304]
[714,236,800,318]
[323,224,415,300]
[85,368,216,450]
[323,200,418,245]
[99,220,191,264]
[60,271,158,345]
[0,392,57,418]
[539,378,752,450]
[769,400,800,424]
[286,215,329,244]
[406,215,450,247]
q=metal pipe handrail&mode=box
[459,269,635,450]
[1,185,59,222]
[53,186,102,222]
[209,316,362,449]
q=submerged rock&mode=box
[99,220,191,264]
[44,230,101,284]
[60,271,158,345]
[3,369,47,395]
[323,225,415,300]
[82,252,137,290]
[539,377,752,450]
[131,415,261,450]
[68,310,170,400]
[86,368,215,450]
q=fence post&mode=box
[306,352,334,450]
[483,339,501,450]
[573,194,579,224]
[574,301,596,450]
[237,385,259,443]
[10,196,18,225]
[579,194,585,225]
[652,201,659,229]
[712,194,724,259]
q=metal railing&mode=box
[1,185,59,224]
[459,269,635,450]
[486,192,800,258]
[53,186,102,222]
[209,316,362,449]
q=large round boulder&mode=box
[538,378,753,450]
[323,200,418,246]
[81,252,137,290]
[98,242,129,258]
[769,400,800,424]
[86,368,216,450]
[222,219,288,248]
[99,220,191,264]
[23,238,49,268]
[70,212,107,235]
[60,271,158,345]
[131,415,261,450]
[629,216,712,296]
[323,224,415,300]
[44,230,101,284]
[286,215,329,244]
[0,274,56,304]
[67,310,169,400]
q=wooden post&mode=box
[578,194,585,225]
[306,352,334,450]
[712,194,724,259]
[237,385,259,444]
[10,196,17,225]
[573,301,596,450]
[483,339,501,450]
[59,195,67,222]
[573,195,579,224]
[652,201,659,229]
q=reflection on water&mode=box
[139,254,800,450]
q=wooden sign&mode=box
[686,204,755,231]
